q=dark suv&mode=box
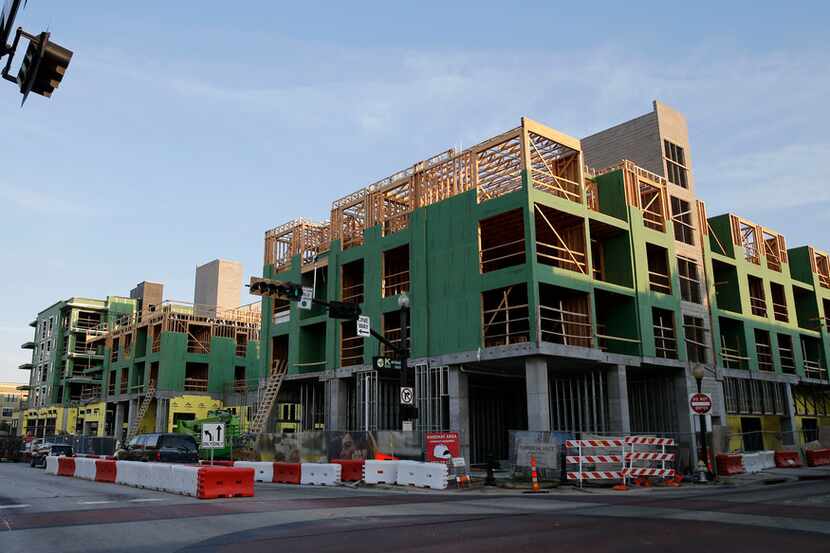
[116,433,199,463]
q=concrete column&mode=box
[155,398,170,433]
[127,399,138,434]
[781,383,797,446]
[673,369,697,472]
[325,377,350,431]
[448,366,471,462]
[606,365,631,434]
[113,402,125,442]
[525,357,551,431]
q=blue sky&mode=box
[1,1,829,382]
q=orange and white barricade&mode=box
[624,436,676,482]
[565,438,627,487]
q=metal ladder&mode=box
[126,380,156,442]
[249,359,287,434]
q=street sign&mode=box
[201,423,225,449]
[689,392,713,415]
[298,286,313,310]
[373,356,401,371]
[357,315,371,337]
[400,386,414,406]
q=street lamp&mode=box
[397,292,414,430]
[692,365,709,482]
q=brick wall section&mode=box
[582,111,662,174]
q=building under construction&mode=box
[258,101,830,465]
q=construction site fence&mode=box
[31,435,116,456]
[237,431,431,463]
[720,429,830,454]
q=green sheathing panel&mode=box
[704,217,826,377]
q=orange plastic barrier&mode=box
[95,459,117,482]
[774,450,802,468]
[716,453,744,475]
[197,467,254,499]
[199,460,235,467]
[273,462,301,484]
[57,457,76,477]
[806,448,830,467]
[331,459,364,482]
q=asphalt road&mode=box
[1,462,830,552]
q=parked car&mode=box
[115,433,199,463]
[31,443,74,468]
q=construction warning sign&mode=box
[425,431,460,462]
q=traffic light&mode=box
[248,277,303,301]
[17,31,72,103]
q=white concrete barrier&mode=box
[758,450,775,470]
[396,460,421,486]
[169,465,200,496]
[420,462,449,490]
[147,462,175,491]
[45,455,59,475]
[74,457,97,480]
[115,461,145,486]
[234,461,273,483]
[363,460,398,484]
[742,450,776,473]
[300,463,342,486]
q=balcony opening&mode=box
[119,369,128,394]
[187,323,211,354]
[639,181,666,232]
[677,256,702,303]
[479,209,526,273]
[122,332,133,359]
[763,231,785,272]
[131,361,146,393]
[382,245,410,297]
[235,332,248,357]
[595,290,640,355]
[793,286,820,331]
[713,260,741,312]
[824,299,830,330]
[588,219,632,287]
[271,335,289,367]
[538,283,592,348]
[108,370,116,396]
[298,322,326,372]
[733,217,760,265]
[652,308,677,359]
[801,335,827,380]
[482,284,530,347]
[184,362,209,392]
[301,266,328,319]
[527,129,582,204]
[670,196,694,245]
[381,310,410,357]
[770,282,788,322]
[75,311,102,331]
[233,365,246,392]
[151,322,162,353]
[754,329,773,371]
[719,317,748,370]
[778,334,796,374]
[646,243,671,294]
[149,361,158,386]
[272,297,290,325]
[534,203,586,274]
[340,320,364,367]
[377,181,411,236]
[747,275,767,317]
[341,259,364,304]
[684,315,708,364]
[815,251,830,289]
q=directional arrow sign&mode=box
[201,422,225,449]
[357,315,371,337]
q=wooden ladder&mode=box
[249,359,288,434]
[126,380,156,442]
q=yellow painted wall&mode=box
[224,405,249,432]
[76,402,107,437]
[726,415,743,451]
[167,395,223,432]
[760,416,782,451]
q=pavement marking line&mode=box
[0,505,30,510]
[79,501,114,505]
[128,498,165,503]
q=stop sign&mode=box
[689,392,713,415]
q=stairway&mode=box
[249,359,288,434]
[126,380,156,442]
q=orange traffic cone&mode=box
[531,454,540,492]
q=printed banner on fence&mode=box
[425,432,460,462]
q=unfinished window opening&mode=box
[298,322,326,372]
[271,335,288,368]
[754,329,773,372]
[670,196,694,245]
[272,297,290,325]
[534,203,586,274]
[479,209,526,273]
[149,361,158,386]
[341,259,364,304]
[110,337,118,362]
[588,219,632,287]
[595,290,640,355]
[770,283,788,322]
[476,132,523,202]
[584,176,599,212]
[184,362,209,392]
[382,245,410,297]
[824,299,830,330]
[131,362,146,393]
[340,320,364,367]
[381,310,410,357]
[119,369,128,394]
[481,284,530,347]
[793,286,820,331]
[684,315,707,364]
[713,260,741,312]
[720,317,748,370]
[187,323,211,354]
[235,332,248,357]
[538,284,592,348]
[732,217,760,265]
[664,140,688,188]
[527,130,582,204]
[815,250,830,289]
[801,336,826,380]
[233,366,246,392]
[747,276,767,317]
[677,257,701,303]
[75,311,102,331]
[300,266,328,319]
[122,332,133,359]
[639,181,667,232]
[778,334,796,374]
[108,371,116,396]
[550,370,609,433]
[763,231,785,272]
[646,244,672,294]
[652,308,677,359]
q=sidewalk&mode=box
[718,464,830,486]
